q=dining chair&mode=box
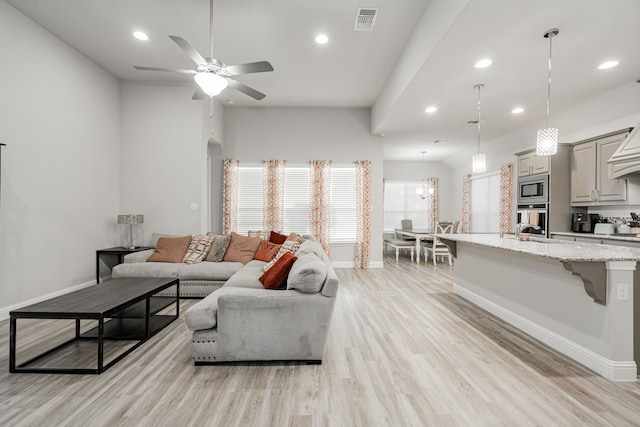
[399,219,416,241]
[423,222,453,266]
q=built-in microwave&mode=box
[517,174,549,205]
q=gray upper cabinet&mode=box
[517,150,550,177]
[571,131,628,206]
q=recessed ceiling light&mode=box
[315,34,329,44]
[475,59,492,69]
[133,31,148,41]
[598,60,619,70]
[511,107,524,114]
[425,106,437,113]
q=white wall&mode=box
[383,160,455,221]
[120,82,208,240]
[223,107,384,266]
[0,1,121,316]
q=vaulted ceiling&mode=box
[7,0,640,163]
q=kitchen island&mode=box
[436,233,640,381]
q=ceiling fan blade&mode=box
[225,61,274,76]
[134,65,196,74]
[169,35,207,65]
[227,79,266,100]
[192,87,206,100]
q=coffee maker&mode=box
[571,213,600,233]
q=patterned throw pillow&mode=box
[182,234,215,264]
[262,233,303,272]
[205,234,232,262]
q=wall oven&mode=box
[517,174,549,205]
[517,203,548,237]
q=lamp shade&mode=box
[472,153,486,173]
[536,127,558,155]
[194,72,228,97]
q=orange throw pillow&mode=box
[254,241,282,262]
[259,252,297,290]
[147,235,192,263]
[268,231,288,244]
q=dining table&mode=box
[394,228,434,263]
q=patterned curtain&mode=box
[426,177,439,232]
[461,173,472,233]
[263,160,286,235]
[222,159,239,234]
[310,160,332,257]
[499,163,514,234]
[354,160,372,269]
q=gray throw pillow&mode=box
[205,233,231,262]
[287,252,328,293]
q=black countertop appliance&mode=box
[571,213,600,233]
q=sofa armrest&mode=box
[215,291,336,360]
[124,249,155,263]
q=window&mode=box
[237,167,263,235]
[236,164,357,243]
[383,181,428,232]
[470,172,500,233]
[331,167,356,243]
[283,167,310,234]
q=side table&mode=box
[96,246,153,283]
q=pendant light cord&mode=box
[475,84,483,154]
[544,29,558,129]
[209,0,214,59]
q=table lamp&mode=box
[117,214,144,249]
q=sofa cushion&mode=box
[183,234,215,264]
[112,262,179,278]
[268,231,288,244]
[223,232,262,264]
[259,252,297,290]
[205,234,231,262]
[223,260,267,289]
[295,238,325,259]
[177,261,244,281]
[254,240,282,262]
[147,236,192,263]
[262,233,303,272]
[286,252,328,293]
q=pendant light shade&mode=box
[471,84,486,173]
[194,72,228,97]
[536,28,559,156]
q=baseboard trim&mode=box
[0,280,95,322]
[332,261,383,269]
[454,282,637,382]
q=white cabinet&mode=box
[517,151,550,177]
[571,132,628,206]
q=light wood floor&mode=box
[2,255,640,426]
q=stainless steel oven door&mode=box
[517,174,549,205]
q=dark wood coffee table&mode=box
[10,277,179,374]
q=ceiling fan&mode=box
[133,0,273,101]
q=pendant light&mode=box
[416,151,427,199]
[536,28,559,156]
[471,83,486,173]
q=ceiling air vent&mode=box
[354,8,379,31]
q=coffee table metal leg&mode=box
[98,317,104,373]
[9,316,16,373]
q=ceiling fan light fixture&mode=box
[194,72,228,97]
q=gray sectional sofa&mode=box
[113,234,339,363]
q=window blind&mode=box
[330,167,357,243]
[237,167,263,235]
[383,181,428,232]
[470,172,500,233]
[283,167,310,234]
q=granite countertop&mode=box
[551,231,640,243]
[433,233,640,262]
